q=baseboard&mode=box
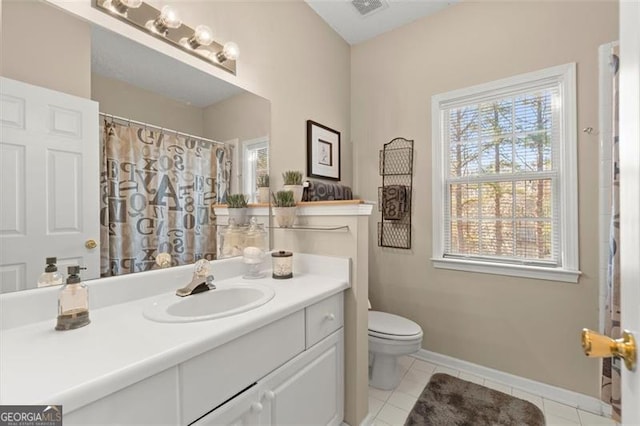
[358,412,375,426]
[339,412,374,426]
[414,349,612,417]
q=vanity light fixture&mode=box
[103,0,142,16]
[145,5,182,35]
[95,0,239,75]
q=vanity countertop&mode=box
[0,257,349,414]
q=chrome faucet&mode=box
[176,259,215,297]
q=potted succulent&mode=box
[272,190,297,228]
[256,174,270,204]
[282,170,304,203]
[226,193,248,225]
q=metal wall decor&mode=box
[378,137,414,249]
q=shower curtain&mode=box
[601,46,621,421]
[100,120,232,276]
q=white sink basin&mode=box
[143,283,275,323]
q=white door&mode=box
[619,2,640,423]
[0,77,99,292]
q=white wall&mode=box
[352,1,618,397]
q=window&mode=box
[242,137,269,203]
[431,64,580,282]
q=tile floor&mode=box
[369,356,618,426]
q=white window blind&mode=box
[431,64,580,282]
[242,138,269,202]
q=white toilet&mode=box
[368,311,423,390]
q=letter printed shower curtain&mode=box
[100,120,231,276]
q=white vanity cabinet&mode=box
[63,291,344,426]
[65,367,180,425]
[191,384,262,426]
[193,292,344,426]
[259,329,343,426]
[181,311,306,424]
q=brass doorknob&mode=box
[581,328,637,371]
[85,239,97,249]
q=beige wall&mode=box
[0,0,91,98]
[170,0,352,189]
[92,73,205,136]
[352,1,618,397]
[203,91,270,143]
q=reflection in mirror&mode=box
[0,1,270,292]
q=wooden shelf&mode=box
[214,200,364,208]
[270,225,349,231]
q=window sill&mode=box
[431,257,581,283]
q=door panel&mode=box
[191,385,261,426]
[0,77,99,291]
[261,330,344,426]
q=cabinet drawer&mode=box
[305,292,343,348]
[181,311,305,425]
[65,367,179,426]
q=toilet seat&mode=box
[368,311,422,341]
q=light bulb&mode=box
[121,0,142,7]
[181,24,214,49]
[103,0,142,15]
[216,41,240,63]
[194,25,214,46]
[160,5,182,29]
[146,5,182,35]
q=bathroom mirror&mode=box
[0,1,270,293]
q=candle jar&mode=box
[271,250,293,279]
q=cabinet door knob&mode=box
[251,402,263,413]
[325,313,335,321]
[264,390,275,401]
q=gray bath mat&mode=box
[405,373,545,426]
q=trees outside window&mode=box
[431,64,579,282]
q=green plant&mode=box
[282,170,303,186]
[256,174,270,188]
[226,193,248,208]
[271,190,296,207]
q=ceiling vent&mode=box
[351,0,388,17]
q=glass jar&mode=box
[220,218,246,258]
[271,250,293,279]
[244,217,267,251]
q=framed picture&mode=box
[307,120,341,181]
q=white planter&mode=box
[257,187,270,204]
[227,208,248,226]
[283,185,304,204]
[273,207,297,228]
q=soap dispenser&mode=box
[55,266,90,331]
[37,257,64,288]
